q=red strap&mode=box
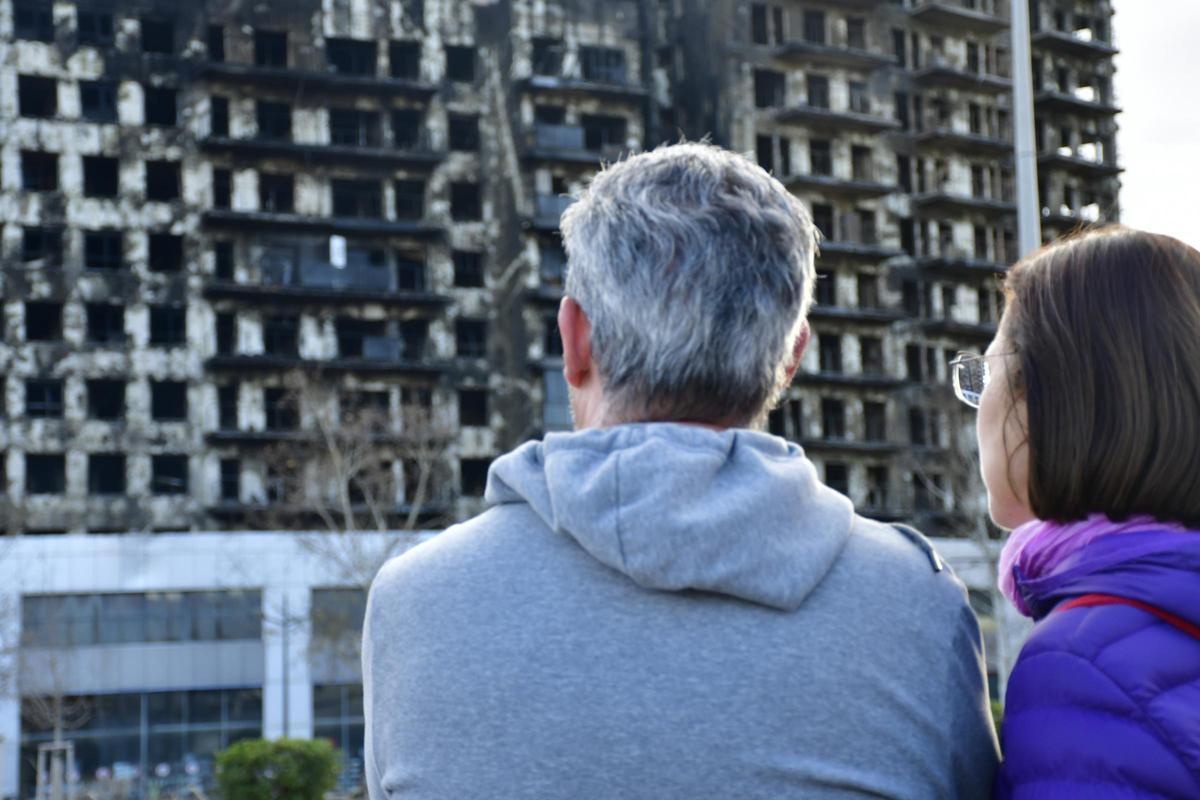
[1057,593,1200,641]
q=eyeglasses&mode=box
[949,352,991,409]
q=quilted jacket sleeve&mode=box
[996,612,1200,799]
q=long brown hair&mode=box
[1002,226,1200,526]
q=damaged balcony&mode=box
[528,194,575,232]
[202,210,442,239]
[1038,151,1122,179]
[913,125,1013,156]
[916,248,1010,277]
[908,2,1009,35]
[912,53,1011,94]
[1034,90,1121,118]
[911,191,1016,217]
[775,40,892,70]
[1032,30,1119,60]
[206,247,449,308]
[776,106,900,135]
[523,122,627,165]
[520,41,647,101]
[200,62,437,100]
[199,137,444,170]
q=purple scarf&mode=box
[998,513,1187,617]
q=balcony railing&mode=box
[534,194,575,225]
[534,123,586,151]
[361,335,404,361]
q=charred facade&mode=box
[0,0,1119,536]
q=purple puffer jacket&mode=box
[996,530,1200,799]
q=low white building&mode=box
[0,531,1027,799]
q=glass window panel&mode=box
[345,684,363,718]
[185,729,223,759]
[63,595,101,646]
[95,734,141,777]
[93,692,141,731]
[188,690,222,725]
[99,594,145,644]
[346,722,365,759]
[189,593,220,641]
[226,689,262,723]
[147,691,185,726]
[218,591,261,640]
[313,685,343,721]
[145,592,189,642]
[313,722,344,749]
[147,730,185,765]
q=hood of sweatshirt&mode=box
[485,423,855,611]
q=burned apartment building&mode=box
[0,0,1118,537]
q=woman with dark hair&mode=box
[950,226,1200,798]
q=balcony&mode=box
[1032,30,1119,60]
[786,170,897,199]
[530,194,576,232]
[911,190,1016,216]
[801,438,905,455]
[776,40,892,70]
[912,53,1010,94]
[1038,150,1122,179]
[523,123,626,165]
[795,370,906,390]
[518,73,646,102]
[918,317,998,340]
[200,136,443,170]
[776,105,901,134]
[909,2,1008,35]
[916,249,1010,277]
[202,209,443,239]
[206,353,446,376]
[1034,90,1121,118]
[808,304,905,325]
[913,125,1013,156]
[206,279,448,309]
[201,62,436,99]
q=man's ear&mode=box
[783,323,810,384]
[558,296,593,388]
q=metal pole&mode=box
[1011,0,1042,257]
[281,594,289,739]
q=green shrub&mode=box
[991,700,1004,742]
[215,738,340,800]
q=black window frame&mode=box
[21,150,59,192]
[143,85,177,127]
[145,160,181,201]
[84,230,123,271]
[80,79,118,122]
[88,454,127,495]
[25,379,64,419]
[82,155,119,197]
[326,37,377,76]
[85,303,126,345]
[151,454,189,495]
[150,381,188,422]
[26,454,66,495]
[18,75,57,118]
[87,379,125,420]
[147,232,183,273]
[149,305,187,347]
[254,30,288,68]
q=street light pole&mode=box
[1010,0,1042,257]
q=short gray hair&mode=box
[560,142,818,426]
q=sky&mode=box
[1110,0,1200,249]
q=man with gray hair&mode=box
[363,143,999,799]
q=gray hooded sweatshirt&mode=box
[364,424,999,799]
